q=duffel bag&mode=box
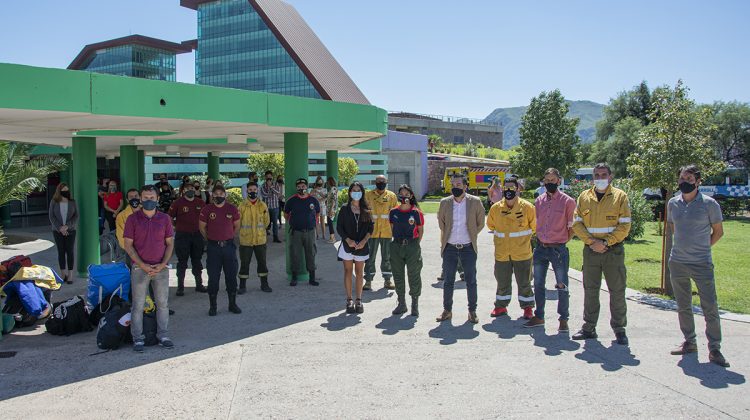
[45,296,93,336]
[87,262,130,307]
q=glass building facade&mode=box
[195,0,321,98]
[80,45,177,81]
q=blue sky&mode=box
[1,1,748,118]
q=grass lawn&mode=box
[567,219,750,314]
[419,201,440,214]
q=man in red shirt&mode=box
[525,168,577,332]
[103,179,123,233]
[199,184,241,316]
[169,182,207,296]
[123,185,175,352]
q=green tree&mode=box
[510,89,581,179]
[707,101,750,166]
[596,81,652,142]
[247,153,285,177]
[627,80,722,294]
[338,157,359,186]
[590,116,643,177]
[0,142,68,207]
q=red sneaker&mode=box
[490,307,508,317]
[523,307,534,320]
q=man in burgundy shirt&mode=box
[124,185,175,352]
[199,184,241,316]
[525,168,577,332]
[169,182,207,296]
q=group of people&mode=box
[46,163,730,367]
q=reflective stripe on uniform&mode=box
[587,227,616,234]
[509,229,532,238]
[574,216,583,222]
[518,295,535,302]
[619,217,631,223]
[495,294,512,300]
[494,232,506,238]
[379,214,389,219]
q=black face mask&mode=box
[60,191,71,199]
[297,188,306,195]
[679,181,697,194]
[398,195,410,204]
[185,190,196,198]
[544,183,558,194]
[451,188,464,198]
[504,189,517,200]
[129,198,140,208]
[249,192,258,200]
[376,182,386,191]
[213,196,226,205]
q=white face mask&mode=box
[594,179,609,190]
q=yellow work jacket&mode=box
[365,189,398,238]
[115,206,135,249]
[572,185,631,246]
[238,199,270,246]
[486,198,536,261]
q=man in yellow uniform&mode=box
[238,182,272,294]
[116,189,141,266]
[364,175,398,290]
[571,163,631,345]
[486,175,537,320]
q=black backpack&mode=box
[45,296,93,336]
[89,293,127,326]
[96,303,131,350]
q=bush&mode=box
[226,188,243,206]
[719,198,745,218]
[338,188,349,209]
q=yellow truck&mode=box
[443,167,506,194]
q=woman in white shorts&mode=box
[336,181,374,314]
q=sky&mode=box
[1,0,748,118]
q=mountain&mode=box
[483,100,605,149]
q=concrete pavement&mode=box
[0,214,747,419]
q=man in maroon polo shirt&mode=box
[123,185,175,352]
[199,184,241,316]
[169,182,207,296]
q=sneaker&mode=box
[572,329,598,340]
[133,341,145,353]
[709,349,730,367]
[345,299,355,314]
[523,316,545,328]
[558,320,569,332]
[523,307,534,320]
[159,338,174,349]
[670,341,698,355]
[490,307,508,318]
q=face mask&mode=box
[317,182,323,186]
[297,188,306,195]
[451,188,464,198]
[193,185,200,190]
[594,179,609,190]
[398,195,410,204]
[679,181,696,194]
[544,183,558,193]
[142,200,158,211]
[129,198,140,208]
[60,191,71,199]
[213,196,226,205]
[160,180,167,185]
[249,192,258,200]
[376,182,386,191]
[503,189,517,200]
[350,191,363,201]
[109,186,116,192]
[185,190,195,198]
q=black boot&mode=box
[260,277,272,293]
[309,270,319,286]
[290,274,298,287]
[208,294,217,316]
[411,296,419,317]
[195,274,207,293]
[176,279,185,296]
[392,295,407,315]
[238,278,247,295]
[273,236,282,243]
[228,293,242,314]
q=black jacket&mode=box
[336,204,374,256]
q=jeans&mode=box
[268,207,280,238]
[52,230,76,270]
[441,244,478,312]
[131,266,169,343]
[533,245,570,321]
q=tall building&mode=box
[68,35,193,81]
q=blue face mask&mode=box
[350,191,363,201]
[142,200,158,211]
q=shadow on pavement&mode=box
[481,315,529,340]
[528,329,581,356]
[320,312,362,331]
[677,354,746,389]
[574,339,641,371]
[375,314,417,335]
[428,320,480,345]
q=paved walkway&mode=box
[0,215,747,418]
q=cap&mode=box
[295,178,308,185]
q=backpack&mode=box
[96,303,131,350]
[88,293,127,326]
[87,262,130,307]
[0,255,32,287]
[45,296,93,336]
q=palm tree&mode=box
[0,141,68,233]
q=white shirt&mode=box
[448,198,470,245]
[59,201,69,225]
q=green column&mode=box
[284,133,309,282]
[326,150,339,183]
[72,137,100,277]
[137,150,145,187]
[208,152,220,181]
[119,145,138,194]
